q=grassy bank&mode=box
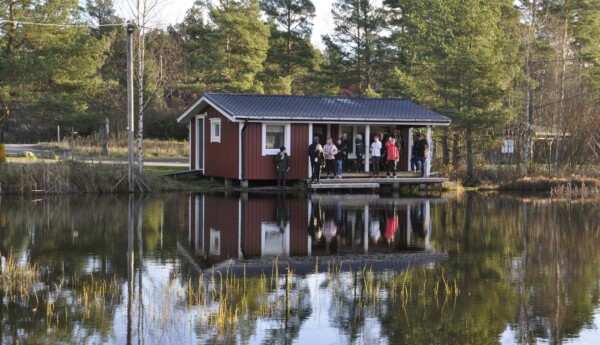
[37,138,188,159]
[499,175,600,199]
[0,161,220,194]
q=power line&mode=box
[0,19,126,28]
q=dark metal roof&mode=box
[180,93,451,124]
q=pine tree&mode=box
[328,0,386,95]
[205,0,270,92]
[0,0,109,141]
[260,0,316,76]
[385,0,522,180]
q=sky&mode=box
[113,0,342,50]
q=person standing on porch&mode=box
[370,135,382,178]
[355,134,365,172]
[335,138,345,178]
[311,143,325,183]
[308,136,320,181]
[410,133,421,172]
[413,133,429,177]
[340,132,350,171]
[275,146,290,188]
[323,137,338,179]
[385,137,399,177]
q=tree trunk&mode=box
[441,127,449,165]
[522,21,533,176]
[466,128,474,180]
[554,15,568,173]
[452,131,460,167]
[136,6,146,175]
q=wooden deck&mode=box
[308,172,448,190]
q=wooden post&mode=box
[365,125,370,173]
[308,123,313,178]
[127,23,135,192]
[426,125,432,176]
[363,205,369,253]
[407,128,413,171]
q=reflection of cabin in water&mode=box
[184,194,436,267]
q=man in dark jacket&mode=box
[308,136,319,180]
[412,133,428,177]
[275,146,290,187]
[355,134,365,172]
[340,132,350,171]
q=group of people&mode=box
[275,128,430,186]
[368,128,405,178]
[307,135,350,183]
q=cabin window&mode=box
[209,228,220,256]
[210,118,221,143]
[261,222,290,256]
[262,123,291,156]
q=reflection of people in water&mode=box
[370,218,381,244]
[411,203,426,239]
[307,201,323,241]
[276,192,289,233]
[323,219,339,254]
[384,213,399,244]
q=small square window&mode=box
[262,123,291,156]
[266,125,285,149]
[210,118,221,143]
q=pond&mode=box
[1,192,600,344]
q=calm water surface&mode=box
[1,192,600,345]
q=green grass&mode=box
[145,166,189,175]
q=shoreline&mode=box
[3,160,600,197]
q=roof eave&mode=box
[236,116,451,125]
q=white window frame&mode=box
[209,228,220,256]
[261,222,290,256]
[262,123,291,156]
[210,118,221,143]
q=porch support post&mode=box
[363,205,369,253]
[308,123,313,177]
[425,200,431,250]
[365,125,371,172]
[406,205,411,244]
[238,199,243,259]
[407,128,413,171]
[426,125,432,176]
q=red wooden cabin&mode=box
[177,93,451,184]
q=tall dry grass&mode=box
[0,161,165,194]
[39,137,189,159]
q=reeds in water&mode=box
[0,253,40,298]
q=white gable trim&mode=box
[177,95,237,123]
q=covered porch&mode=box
[308,122,438,176]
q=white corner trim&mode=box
[239,122,243,180]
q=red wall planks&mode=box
[290,124,309,180]
[243,123,309,180]
[204,107,239,179]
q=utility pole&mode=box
[127,23,136,192]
